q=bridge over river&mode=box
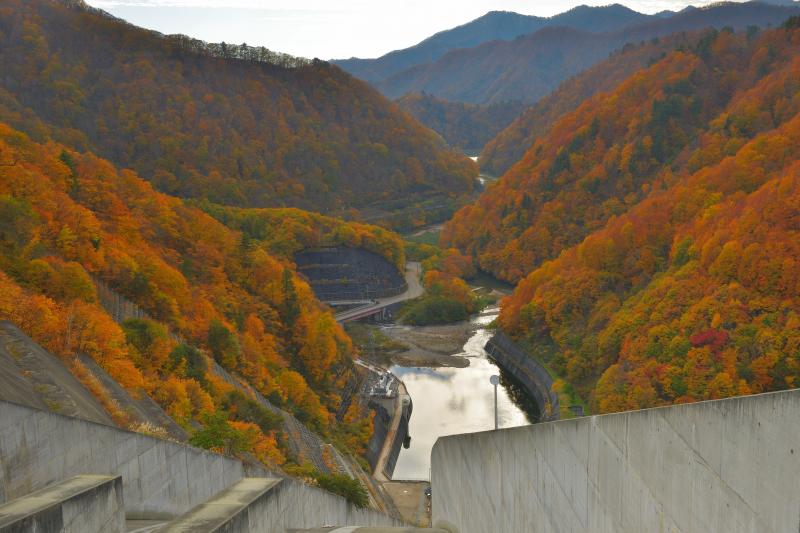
[333,262,423,323]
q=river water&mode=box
[389,306,537,480]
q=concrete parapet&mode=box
[251,478,406,531]
[0,400,258,519]
[431,389,800,533]
[0,400,404,528]
[0,475,124,533]
[159,478,281,532]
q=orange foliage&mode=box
[0,0,475,216]
[453,23,800,413]
[0,120,379,452]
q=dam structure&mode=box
[293,247,422,323]
[0,399,406,532]
[431,388,800,533]
[1,372,798,531]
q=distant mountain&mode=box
[396,93,526,151]
[333,4,653,82]
[374,2,800,104]
[0,0,476,224]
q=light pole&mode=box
[489,374,499,430]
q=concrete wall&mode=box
[484,331,559,421]
[0,400,402,527]
[0,475,124,533]
[255,476,405,530]
[366,397,411,477]
[0,400,256,519]
[431,389,800,533]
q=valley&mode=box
[1,1,800,531]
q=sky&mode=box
[84,0,754,60]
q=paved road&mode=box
[335,262,423,323]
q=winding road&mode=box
[334,262,423,323]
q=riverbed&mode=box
[388,306,536,480]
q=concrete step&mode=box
[0,475,124,533]
[157,478,281,532]
[286,525,458,533]
[126,519,168,532]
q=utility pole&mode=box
[490,374,499,430]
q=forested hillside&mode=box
[444,20,800,413]
[479,31,703,176]
[0,122,404,465]
[334,4,652,83]
[0,0,475,220]
[375,2,799,104]
[396,93,525,151]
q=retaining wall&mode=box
[431,388,800,533]
[484,331,559,421]
[295,247,406,302]
[0,401,403,527]
[0,475,124,533]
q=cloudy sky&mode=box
[84,0,752,60]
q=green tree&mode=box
[312,471,369,509]
[189,411,253,455]
[281,268,300,325]
[207,319,240,370]
[169,343,208,385]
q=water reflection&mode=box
[390,307,536,480]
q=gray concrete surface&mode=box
[253,479,405,531]
[160,478,281,532]
[0,475,124,533]
[431,389,800,533]
[0,400,404,528]
[381,482,430,527]
[336,263,423,323]
[0,322,114,425]
[0,400,256,519]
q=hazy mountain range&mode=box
[336,2,800,106]
[334,4,653,82]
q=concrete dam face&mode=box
[431,388,800,533]
[294,247,407,303]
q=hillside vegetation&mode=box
[0,122,403,465]
[0,0,475,221]
[396,93,525,151]
[444,21,800,412]
[479,31,705,176]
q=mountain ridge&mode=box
[0,0,476,226]
[333,4,653,82]
[374,2,800,104]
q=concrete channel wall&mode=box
[0,475,124,533]
[0,401,403,528]
[0,400,259,519]
[431,389,800,533]
[484,331,559,421]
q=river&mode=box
[389,305,538,480]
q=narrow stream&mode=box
[389,306,537,480]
